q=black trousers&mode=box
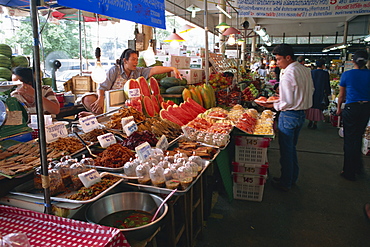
[342,102,370,176]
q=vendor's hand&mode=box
[78,111,94,119]
[255,101,274,109]
[17,83,35,103]
[172,68,182,80]
[336,108,342,116]
[90,98,104,114]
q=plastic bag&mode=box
[0,233,30,247]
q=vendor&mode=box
[84,48,182,114]
[11,67,60,115]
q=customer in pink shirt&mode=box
[256,44,314,191]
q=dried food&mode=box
[94,144,135,168]
[80,128,108,143]
[47,137,84,154]
[66,175,121,201]
[105,107,146,130]
[121,130,158,150]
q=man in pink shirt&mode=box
[257,44,314,191]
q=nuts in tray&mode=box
[94,143,135,168]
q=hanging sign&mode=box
[236,0,370,18]
[135,142,152,162]
[58,0,166,29]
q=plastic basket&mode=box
[234,136,269,164]
[232,162,269,175]
[233,182,265,202]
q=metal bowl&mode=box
[85,192,168,241]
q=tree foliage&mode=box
[5,16,91,60]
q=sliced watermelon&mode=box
[157,94,164,105]
[167,105,191,125]
[149,77,160,95]
[179,103,199,119]
[167,100,176,106]
[137,76,151,97]
[171,105,195,123]
[150,94,160,113]
[142,96,156,117]
[187,98,206,113]
[182,101,203,115]
[128,78,140,89]
[161,101,170,110]
[160,109,185,126]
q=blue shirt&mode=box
[339,69,370,104]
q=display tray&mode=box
[234,126,275,138]
[10,173,123,204]
[124,161,210,195]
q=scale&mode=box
[0,81,32,140]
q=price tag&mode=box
[128,88,141,98]
[123,121,138,136]
[181,126,190,137]
[97,133,117,148]
[156,135,169,151]
[135,142,153,162]
[79,115,99,133]
[78,169,101,188]
[121,116,134,128]
[45,122,68,143]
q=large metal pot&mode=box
[85,192,168,241]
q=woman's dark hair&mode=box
[352,50,368,69]
[223,71,234,78]
[273,83,280,91]
[116,48,139,65]
[12,67,35,87]
[272,44,295,60]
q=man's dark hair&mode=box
[223,72,234,78]
[315,59,325,68]
[353,50,368,69]
[272,44,295,59]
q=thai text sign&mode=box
[58,0,166,29]
[236,0,370,18]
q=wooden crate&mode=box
[72,76,93,94]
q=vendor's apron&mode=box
[111,70,127,102]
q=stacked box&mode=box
[233,136,270,201]
[172,69,205,84]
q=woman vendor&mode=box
[83,48,182,114]
[11,67,60,115]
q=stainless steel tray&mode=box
[10,173,123,204]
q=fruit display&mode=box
[235,109,275,135]
[182,84,216,109]
[0,44,29,81]
[206,72,232,90]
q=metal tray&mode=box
[10,173,124,204]
[124,161,210,195]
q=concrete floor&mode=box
[196,120,370,247]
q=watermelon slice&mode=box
[187,98,206,113]
[150,94,160,113]
[179,103,199,119]
[137,76,151,97]
[142,96,156,117]
[167,100,176,106]
[160,109,185,126]
[161,101,170,110]
[166,105,191,125]
[171,105,195,123]
[182,101,203,115]
[149,77,160,95]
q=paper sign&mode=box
[45,122,68,143]
[156,135,169,151]
[78,169,101,188]
[79,115,99,133]
[135,142,153,162]
[128,88,141,98]
[121,116,134,128]
[123,121,138,137]
[97,133,117,148]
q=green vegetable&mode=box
[165,85,186,94]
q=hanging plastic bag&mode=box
[1,233,31,247]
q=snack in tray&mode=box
[80,128,108,143]
[105,107,146,130]
[166,179,180,189]
[94,143,135,168]
[149,166,165,187]
[136,163,151,185]
[207,107,228,119]
[66,175,121,201]
[121,130,158,150]
[266,96,280,103]
[34,167,66,196]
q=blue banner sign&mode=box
[58,0,166,29]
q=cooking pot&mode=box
[85,192,168,241]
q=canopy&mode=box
[0,0,166,29]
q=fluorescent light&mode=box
[216,5,231,19]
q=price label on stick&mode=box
[128,88,141,98]
[45,122,68,143]
[121,116,134,128]
[123,120,138,136]
[97,133,116,148]
[78,169,101,188]
[156,135,169,151]
[135,142,153,162]
[79,115,99,133]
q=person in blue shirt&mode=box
[336,50,370,181]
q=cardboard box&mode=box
[72,76,93,94]
[170,55,191,69]
[154,55,171,66]
[173,69,205,84]
[189,57,204,69]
